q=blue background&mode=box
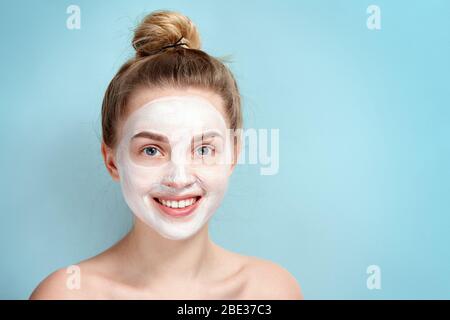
[1,0,449,299]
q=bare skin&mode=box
[30,87,303,300]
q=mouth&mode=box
[152,195,202,218]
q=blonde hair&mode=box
[101,10,242,153]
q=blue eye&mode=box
[196,145,214,156]
[143,146,161,157]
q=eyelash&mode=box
[140,145,216,157]
[140,145,163,157]
[195,145,215,157]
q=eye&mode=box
[196,145,215,157]
[142,146,162,157]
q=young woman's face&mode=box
[113,87,236,240]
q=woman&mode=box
[30,10,303,299]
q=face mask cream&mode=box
[115,95,234,240]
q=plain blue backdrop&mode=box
[0,0,449,299]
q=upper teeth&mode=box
[158,197,197,209]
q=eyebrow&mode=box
[192,130,223,143]
[132,131,169,144]
[131,130,223,144]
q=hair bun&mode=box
[132,10,201,58]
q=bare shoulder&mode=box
[241,256,304,300]
[29,256,114,300]
[29,266,86,299]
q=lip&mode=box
[152,195,202,218]
[156,194,201,201]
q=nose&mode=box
[161,162,196,190]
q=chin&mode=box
[141,212,209,241]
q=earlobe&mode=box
[101,142,120,182]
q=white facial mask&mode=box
[115,95,234,240]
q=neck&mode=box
[119,217,217,282]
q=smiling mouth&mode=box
[152,196,202,218]
[155,196,200,208]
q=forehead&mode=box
[122,94,228,140]
[127,87,225,115]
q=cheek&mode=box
[195,165,231,193]
[121,164,163,192]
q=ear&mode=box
[101,142,120,182]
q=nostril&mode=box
[162,179,196,190]
[163,181,187,189]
